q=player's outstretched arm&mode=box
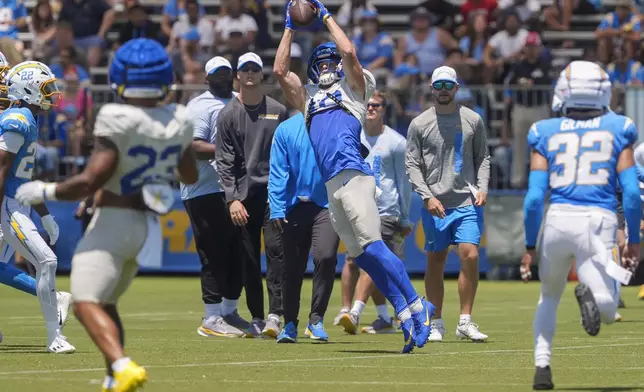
[321,13,365,97]
[273,28,307,113]
[176,145,198,185]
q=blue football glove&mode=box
[285,1,298,31]
[309,0,331,22]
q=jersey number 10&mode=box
[548,131,613,188]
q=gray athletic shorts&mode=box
[70,207,148,304]
[326,170,382,258]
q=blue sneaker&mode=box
[400,318,415,354]
[411,298,435,348]
[277,321,298,343]
[304,321,329,341]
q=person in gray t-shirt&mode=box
[405,66,491,343]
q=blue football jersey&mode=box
[0,107,38,198]
[528,111,637,212]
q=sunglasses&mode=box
[367,103,381,109]
[432,81,456,90]
[239,64,262,73]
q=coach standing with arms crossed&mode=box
[181,57,250,338]
[269,113,339,343]
[215,52,288,338]
[405,66,491,343]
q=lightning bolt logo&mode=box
[10,218,26,244]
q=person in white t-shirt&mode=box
[483,9,528,81]
[167,0,214,52]
[215,0,258,50]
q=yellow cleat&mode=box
[638,285,644,300]
[113,361,148,392]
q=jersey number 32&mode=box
[548,131,613,188]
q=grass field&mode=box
[1,277,643,392]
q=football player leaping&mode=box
[274,0,434,353]
[16,39,198,392]
[0,60,74,353]
[0,52,72,332]
[521,61,641,390]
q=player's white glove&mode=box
[40,215,59,245]
[15,181,57,206]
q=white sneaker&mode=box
[56,292,72,327]
[333,309,348,326]
[47,335,75,354]
[427,320,446,342]
[455,321,488,342]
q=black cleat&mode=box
[575,283,601,336]
[533,366,554,390]
[618,297,625,309]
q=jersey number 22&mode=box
[548,131,613,188]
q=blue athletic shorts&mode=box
[421,205,484,252]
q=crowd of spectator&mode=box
[3,0,644,189]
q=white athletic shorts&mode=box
[70,207,148,304]
[325,170,382,258]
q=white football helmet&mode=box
[552,61,612,115]
[0,51,9,93]
[5,61,60,110]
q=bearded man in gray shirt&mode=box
[405,66,491,343]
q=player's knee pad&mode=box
[594,293,617,324]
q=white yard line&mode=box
[0,342,641,376]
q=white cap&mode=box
[205,56,232,75]
[431,66,458,84]
[237,52,263,70]
[291,42,302,59]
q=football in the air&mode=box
[289,0,316,26]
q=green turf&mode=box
[1,278,643,392]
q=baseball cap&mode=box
[525,31,542,46]
[431,66,458,84]
[205,56,232,75]
[237,52,263,70]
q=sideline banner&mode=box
[33,192,495,274]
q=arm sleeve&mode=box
[405,120,434,200]
[527,122,547,156]
[0,132,25,153]
[619,166,642,244]
[268,127,289,220]
[214,113,238,201]
[473,117,491,193]
[524,170,548,248]
[393,137,411,225]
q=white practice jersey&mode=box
[304,69,376,126]
[94,103,194,195]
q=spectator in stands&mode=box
[168,0,214,52]
[161,0,205,38]
[59,0,115,68]
[353,10,393,72]
[544,0,599,33]
[444,48,474,84]
[483,9,528,82]
[244,0,270,49]
[30,0,57,62]
[461,0,497,24]
[395,7,457,78]
[503,31,552,189]
[595,0,640,64]
[337,0,377,37]
[117,3,166,47]
[611,45,642,111]
[57,71,93,171]
[418,0,461,33]
[459,11,490,82]
[215,0,258,51]
[0,0,27,64]
[173,29,209,102]
[49,47,90,85]
[221,30,250,72]
[48,21,87,67]
[497,0,540,25]
[390,54,423,136]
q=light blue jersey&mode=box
[527,111,637,213]
[180,90,235,200]
[0,108,38,198]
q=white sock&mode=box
[397,308,412,322]
[111,357,131,373]
[103,376,115,389]
[35,260,60,343]
[350,300,366,316]
[340,307,349,313]
[267,313,280,322]
[376,304,390,320]
[222,298,238,316]
[205,303,221,319]
[409,298,423,314]
[534,295,559,368]
[459,314,472,324]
